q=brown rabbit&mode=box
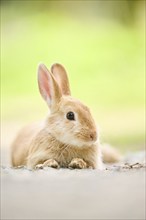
[11,63,104,170]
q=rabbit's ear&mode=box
[38,63,62,110]
[51,63,71,96]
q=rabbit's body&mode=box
[11,121,100,169]
[11,122,42,167]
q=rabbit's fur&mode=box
[11,63,119,170]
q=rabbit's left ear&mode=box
[51,63,71,96]
[38,63,62,111]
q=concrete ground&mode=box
[1,150,145,220]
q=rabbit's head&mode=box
[38,63,98,147]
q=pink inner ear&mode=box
[38,69,52,102]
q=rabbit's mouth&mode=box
[76,131,98,144]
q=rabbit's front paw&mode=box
[35,164,44,169]
[43,159,60,169]
[69,158,87,169]
[35,159,60,169]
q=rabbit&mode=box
[11,63,103,170]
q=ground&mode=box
[1,151,145,220]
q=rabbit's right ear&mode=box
[51,63,71,96]
[38,63,62,111]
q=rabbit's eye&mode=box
[66,112,75,120]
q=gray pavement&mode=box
[1,152,145,220]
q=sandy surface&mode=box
[1,150,146,220]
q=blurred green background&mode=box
[1,0,145,152]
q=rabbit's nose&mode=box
[89,132,97,141]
